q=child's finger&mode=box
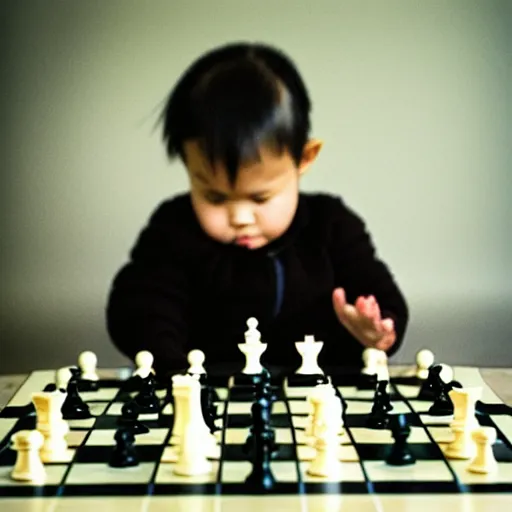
[381,317,394,332]
[332,288,347,321]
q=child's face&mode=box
[183,140,319,249]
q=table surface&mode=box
[0,367,511,512]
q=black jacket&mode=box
[106,193,409,376]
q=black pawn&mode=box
[386,414,416,466]
[119,401,149,435]
[134,374,160,414]
[61,367,91,420]
[376,381,393,412]
[109,428,138,467]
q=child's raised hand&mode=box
[332,287,396,351]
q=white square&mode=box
[154,461,220,484]
[215,388,229,401]
[338,387,374,400]
[221,461,298,483]
[363,460,454,482]
[288,400,312,415]
[67,418,96,429]
[80,388,119,402]
[0,464,68,487]
[291,415,308,429]
[66,430,89,447]
[65,462,156,484]
[0,418,18,441]
[105,402,159,420]
[419,413,453,425]
[450,459,512,485]
[284,386,310,399]
[296,444,359,463]
[299,461,365,482]
[394,384,421,399]
[408,400,434,413]
[427,426,454,444]
[350,427,429,444]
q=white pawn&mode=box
[55,367,72,391]
[467,427,498,474]
[295,335,324,375]
[416,349,434,379]
[245,317,261,343]
[78,351,99,381]
[439,364,454,385]
[187,349,206,376]
[132,350,154,379]
[361,348,381,376]
[11,430,46,482]
[376,350,389,381]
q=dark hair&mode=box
[160,42,311,184]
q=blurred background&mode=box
[1,0,511,373]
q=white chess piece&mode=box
[238,317,267,374]
[467,427,498,474]
[10,430,46,482]
[55,367,72,391]
[78,351,99,381]
[32,391,70,463]
[361,348,380,376]
[439,364,454,385]
[415,349,434,379]
[376,350,389,381]
[187,349,206,376]
[307,393,343,478]
[132,350,154,378]
[171,374,215,475]
[295,335,324,375]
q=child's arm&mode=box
[328,198,409,356]
[106,201,190,377]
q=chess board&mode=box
[0,366,511,511]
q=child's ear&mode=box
[298,139,323,176]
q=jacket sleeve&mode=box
[328,198,409,357]
[106,202,190,376]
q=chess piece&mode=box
[134,373,160,414]
[366,383,390,430]
[238,317,267,375]
[201,384,219,434]
[375,380,393,412]
[119,402,150,435]
[109,427,138,467]
[295,335,324,375]
[55,367,72,392]
[78,351,100,391]
[426,365,454,416]
[376,350,389,382]
[307,401,343,478]
[61,367,91,419]
[244,391,277,491]
[172,375,214,475]
[32,391,70,463]
[187,349,206,378]
[386,414,416,466]
[132,350,154,379]
[78,351,99,381]
[467,427,498,474]
[415,349,434,380]
[10,430,46,482]
[361,348,381,376]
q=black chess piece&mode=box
[386,414,416,466]
[366,382,391,429]
[244,378,279,459]
[244,398,277,492]
[61,367,91,420]
[118,401,150,435]
[426,365,455,416]
[358,372,378,391]
[109,427,139,467]
[376,381,393,412]
[201,384,219,434]
[134,373,160,414]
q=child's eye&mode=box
[204,192,226,204]
[252,195,270,204]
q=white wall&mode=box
[1,0,511,372]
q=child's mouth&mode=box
[235,236,257,248]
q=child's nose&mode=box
[229,203,255,227]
